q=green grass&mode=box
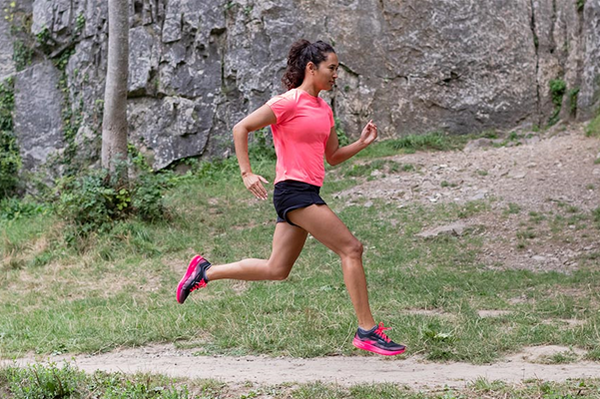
[356,131,471,158]
[1,362,600,398]
[585,112,600,137]
[2,134,600,396]
[1,137,600,365]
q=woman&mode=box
[176,39,405,356]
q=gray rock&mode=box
[128,96,211,169]
[416,222,468,239]
[0,0,15,78]
[465,138,494,152]
[508,171,527,179]
[13,61,65,171]
[469,192,487,201]
[129,25,160,96]
[1,0,599,179]
[578,1,600,120]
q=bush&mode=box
[132,172,174,222]
[0,77,21,199]
[550,79,567,107]
[0,197,48,221]
[249,128,276,161]
[548,79,567,126]
[335,117,350,147]
[57,167,174,240]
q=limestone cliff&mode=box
[1,0,599,172]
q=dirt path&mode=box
[4,344,600,389]
[4,124,600,390]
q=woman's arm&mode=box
[233,104,277,200]
[325,120,378,166]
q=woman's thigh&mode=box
[268,221,309,273]
[287,204,360,257]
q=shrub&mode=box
[132,172,174,222]
[0,77,21,199]
[249,128,276,161]
[334,117,350,147]
[568,87,579,116]
[57,166,174,240]
[548,79,567,126]
[0,197,48,221]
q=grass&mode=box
[356,131,472,159]
[1,133,600,394]
[1,362,600,398]
[586,112,600,137]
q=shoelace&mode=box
[373,322,392,343]
[190,280,206,292]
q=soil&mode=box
[336,122,600,273]
[4,123,600,391]
[6,343,600,390]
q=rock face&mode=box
[13,61,65,171]
[1,0,599,172]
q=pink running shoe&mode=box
[176,255,212,304]
[352,322,406,356]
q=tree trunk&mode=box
[101,0,129,171]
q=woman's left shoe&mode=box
[352,322,406,356]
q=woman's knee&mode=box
[267,262,292,280]
[341,238,363,260]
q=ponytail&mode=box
[281,39,335,90]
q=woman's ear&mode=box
[306,61,316,74]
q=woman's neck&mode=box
[296,83,319,97]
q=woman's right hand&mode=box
[242,172,269,200]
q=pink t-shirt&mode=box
[266,89,334,187]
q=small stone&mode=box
[469,192,486,201]
[464,138,494,152]
[421,180,436,190]
[508,171,526,179]
[416,222,468,238]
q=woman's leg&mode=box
[286,204,376,331]
[205,222,308,281]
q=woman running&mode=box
[176,39,405,356]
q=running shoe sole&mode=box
[352,336,406,356]
[176,255,204,304]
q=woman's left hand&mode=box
[359,120,378,147]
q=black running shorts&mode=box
[273,180,326,227]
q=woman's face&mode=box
[313,52,339,91]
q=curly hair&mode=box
[281,39,336,90]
